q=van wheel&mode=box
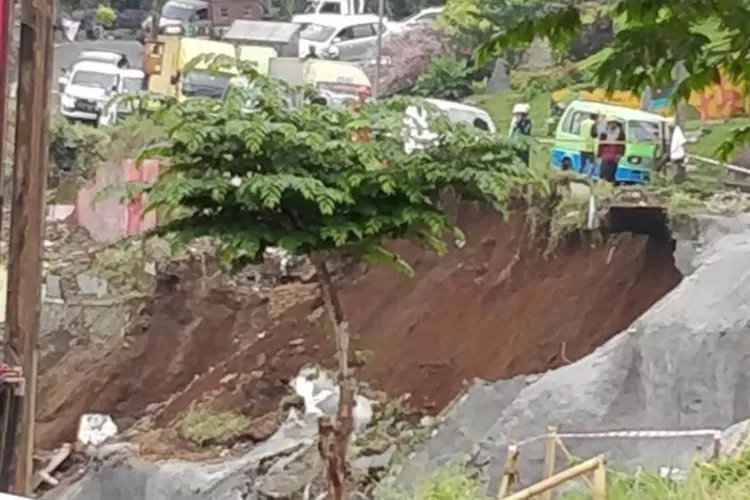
[561,158,572,171]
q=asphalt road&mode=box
[51,40,143,107]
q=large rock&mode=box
[395,213,750,494]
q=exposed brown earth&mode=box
[36,205,682,452]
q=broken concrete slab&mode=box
[76,274,109,298]
[44,411,319,500]
[395,213,750,494]
[45,274,63,300]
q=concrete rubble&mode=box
[394,213,750,495]
[44,412,319,500]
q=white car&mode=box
[404,98,497,154]
[98,68,146,127]
[294,14,388,61]
[388,6,443,34]
[58,61,122,124]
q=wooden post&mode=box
[501,456,605,500]
[0,0,13,232]
[5,0,54,493]
[592,460,606,500]
[497,444,520,499]
[540,426,557,500]
[712,431,722,461]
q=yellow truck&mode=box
[144,34,277,101]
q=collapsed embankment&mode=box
[36,203,682,451]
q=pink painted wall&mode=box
[76,159,161,244]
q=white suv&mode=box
[58,61,122,124]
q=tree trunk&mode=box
[313,254,355,500]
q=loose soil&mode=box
[36,204,682,452]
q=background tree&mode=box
[131,57,543,499]
[475,0,750,157]
[441,0,550,72]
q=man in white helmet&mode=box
[509,103,532,165]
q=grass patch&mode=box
[175,403,252,447]
[380,467,482,500]
[91,239,153,294]
[562,449,750,500]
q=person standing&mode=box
[509,103,532,166]
[670,121,688,183]
[597,116,625,183]
[579,112,598,174]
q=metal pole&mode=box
[6,0,54,492]
[372,0,385,99]
[0,0,14,241]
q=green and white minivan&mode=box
[551,100,671,184]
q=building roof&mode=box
[225,20,301,44]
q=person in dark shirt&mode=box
[509,103,532,166]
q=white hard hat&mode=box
[512,103,530,114]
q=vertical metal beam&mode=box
[5,0,54,493]
[372,0,385,99]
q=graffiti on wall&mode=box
[553,72,750,120]
[77,159,161,244]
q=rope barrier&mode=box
[513,428,722,448]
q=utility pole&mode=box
[372,0,385,99]
[5,0,54,493]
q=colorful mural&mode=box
[77,159,161,244]
[552,72,750,120]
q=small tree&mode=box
[413,57,473,100]
[95,4,116,28]
[133,59,542,499]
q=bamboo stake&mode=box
[592,461,607,500]
[501,456,605,500]
[540,427,557,500]
[554,436,594,489]
[496,444,520,499]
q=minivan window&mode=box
[300,23,336,41]
[320,2,341,13]
[628,120,661,142]
[71,70,118,89]
[182,70,232,98]
[162,1,194,21]
[351,24,375,38]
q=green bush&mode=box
[49,114,110,180]
[413,58,473,101]
[95,4,116,28]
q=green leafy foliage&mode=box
[562,448,750,499]
[49,113,110,180]
[442,0,550,70]
[413,58,474,101]
[132,55,544,273]
[95,3,116,28]
[475,0,750,158]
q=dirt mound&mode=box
[37,205,681,451]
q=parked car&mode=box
[76,49,130,68]
[404,98,496,154]
[141,0,209,31]
[294,14,387,61]
[98,68,146,127]
[388,6,443,34]
[115,9,148,30]
[58,61,123,125]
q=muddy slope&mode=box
[37,205,681,450]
